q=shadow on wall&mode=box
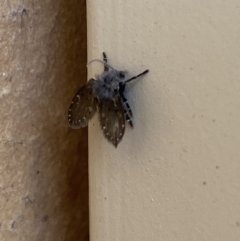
[34,0,89,240]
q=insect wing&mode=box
[98,96,126,147]
[68,79,97,128]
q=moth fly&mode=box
[68,52,149,147]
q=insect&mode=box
[68,52,149,147]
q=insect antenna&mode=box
[87,59,116,71]
[125,69,149,83]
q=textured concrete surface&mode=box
[88,1,240,241]
[0,1,88,241]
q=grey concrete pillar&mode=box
[0,1,88,240]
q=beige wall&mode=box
[88,1,240,240]
[0,1,88,240]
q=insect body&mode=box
[68,52,149,147]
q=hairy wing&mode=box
[68,79,97,129]
[98,96,126,147]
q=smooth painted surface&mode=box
[88,1,240,240]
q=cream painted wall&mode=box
[88,1,240,240]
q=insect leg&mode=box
[125,69,149,83]
[120,93,133,127]
[102,52,109,71]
